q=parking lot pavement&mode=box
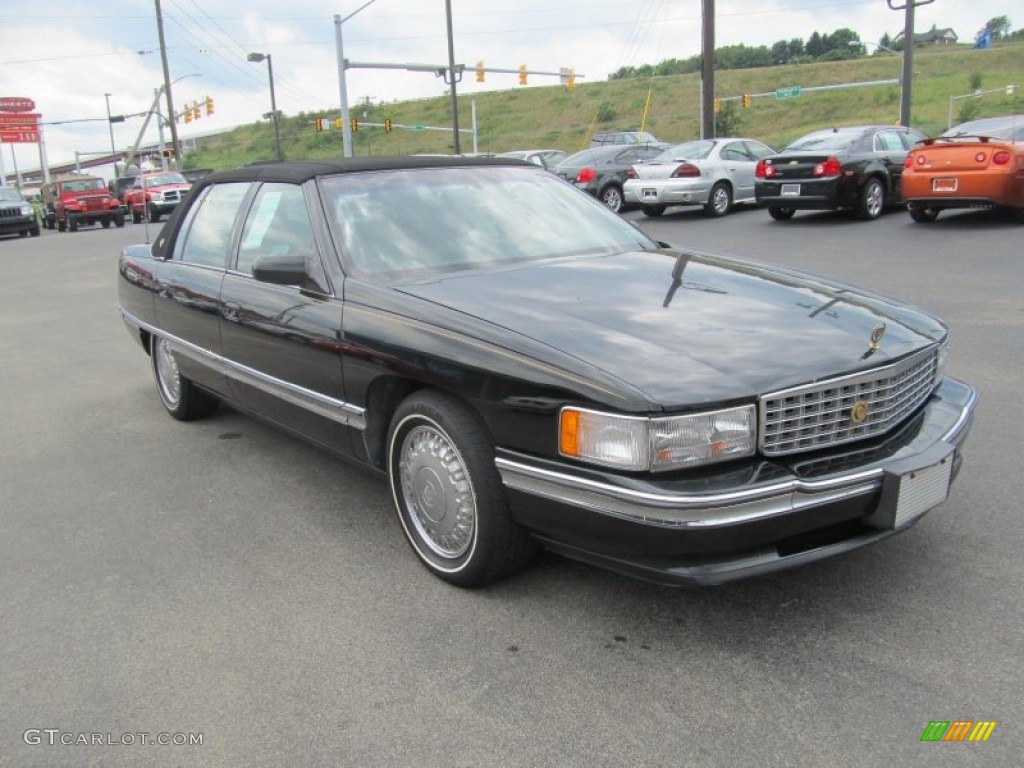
[2,214,1022,766]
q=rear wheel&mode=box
[151,336,219,421]
[768,206,796,221]
[641,205,666,217]
[131,208,143,224]
[387,390,536,587]
[704,182,733,217]
[908,204,939,223]
[855,178,885,220]
[599,185,624,213]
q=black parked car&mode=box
[755,125,925,220]
[118,156,976,588]
[553,144,666,212]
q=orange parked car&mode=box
[903,115,1024,223]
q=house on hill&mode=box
[893,27,959,46]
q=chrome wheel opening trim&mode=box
[121,310,366,430]
[398,423,476,558]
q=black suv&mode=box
[0,186,40,238]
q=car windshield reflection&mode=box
[319,167,656,280]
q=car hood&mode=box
[146,183,191,193]
[394,249,945,408]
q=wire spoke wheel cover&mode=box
[154,337,182,407]
[398,423,476,559]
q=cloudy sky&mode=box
[0,0,1015,174]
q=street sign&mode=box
[406,124,426,131]
[0,129,41,143]
[775,86,802,99]
[0,112,40,127]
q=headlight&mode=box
[20,204,33,216]
[559,405,756,472]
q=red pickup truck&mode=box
[124,171,192,223]
[41,175,124,231]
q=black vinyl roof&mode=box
[196,155,530,186]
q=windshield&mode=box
[655,141,715,161]
[784,131,859,152]
[144,173,188,186]
[320,166,656,280]
[0,188,25,202]
[61,179,106,193]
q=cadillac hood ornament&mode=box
[869,322,886,351]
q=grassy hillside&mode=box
[184,43,1024,169]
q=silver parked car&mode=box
[496,149,570,170]
[624,138,775,217]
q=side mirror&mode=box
[252,253,309,287]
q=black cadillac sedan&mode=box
[118,156,976,588]
[754,125,925,220]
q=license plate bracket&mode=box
[781,183,801,196]
[932,177,958,193]
[865,444,955,530]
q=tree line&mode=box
[609,16,1020,81]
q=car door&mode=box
[873,129,911,200]
[719,141,759,200]
[219,181,355,456]
[152,181,251,396]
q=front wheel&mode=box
[387,391,536,587]
[599,185,624,213]
[768,206,796,221]
[151,336,219,421]
[131,207,143,224]
[114,211,125,228]
[908,204,939,223]
[704,182,733,217]
[67,215,79,232]
[30,225,41,237]
[855,178,885,220]
[101,217,112,229]
[147,204,161,223]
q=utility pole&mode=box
[701,0,715,139]
[887,0,934,127]
[445,0,461,154]
[154,0,181,167]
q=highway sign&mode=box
[406,124,426,131]
[775,86,802,100]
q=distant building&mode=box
[893,28,959,46]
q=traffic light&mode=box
[183,104,192,123]
[742,93,752,108]
[193,104,201,120]
[334,117,344,130]
[476,61,485,83]
[518,65,527,86]
[205,95,214,116]
[384,118,393,133]
[566,68,575,89]
[714,97,721,113]
[314,118,324,132]
[350,117,358,133]
[161,148,174,159]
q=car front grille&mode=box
[79,195,108,211]
[759,346,939,456]
[0,205,24,219]
[163,190,182,203]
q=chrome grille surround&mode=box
[759,345,940,456]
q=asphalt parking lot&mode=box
[1,206,1021,767]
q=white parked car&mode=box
[624,138,775,217]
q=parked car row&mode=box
[566,116,1022,224]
